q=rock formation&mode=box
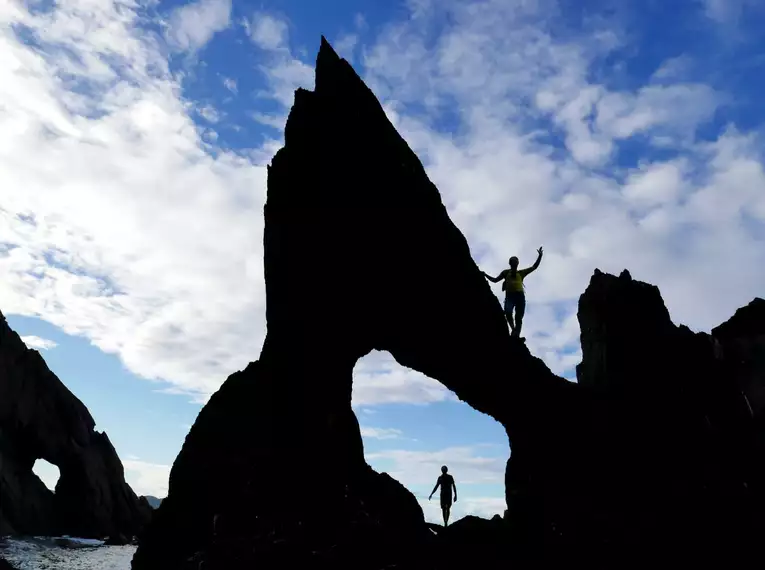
[0,311,152,538]
[133,37,765,569]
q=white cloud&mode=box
[622,160,686,207]
[123,459,171,498]
[353,351,453,407]
[21,335,58,350]
[166,0,231,53]
[360,426,404,440]
[249,12,289,51]
[0,0,268,400]
[367,445,508,486]
[222,77,237,94]
[255,55,314,108]
[700,0,761,23]
[167,0,231,52]
[334,33,358,61]
[197,104,220,123]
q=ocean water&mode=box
[0,537,135,570]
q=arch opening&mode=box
[352,350,510,525]
[32,458,60,493]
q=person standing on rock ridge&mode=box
[429,465,457,526]
[482,246,544,341]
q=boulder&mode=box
[0,311,152,538]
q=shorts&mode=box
[504,291,526,316]
[440,494,453,509]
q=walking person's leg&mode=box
[514,293,527,338]
[503,295,516,332]
[441,496,452,526]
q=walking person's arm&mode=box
[523,246,544,275]
[428,479,441,500]
[482,269,506,283]
[452,479,458,502]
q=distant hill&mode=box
[143,496,164,509]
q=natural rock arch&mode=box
[133,38,765,569]
[0,313,151,538]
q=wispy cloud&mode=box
[197,104,220,123]
[222,77,237,94]
[699,0,761,23]
[123,459,171,498]
[353,351,453,406]
[248,12,289,51]
[360,426,404,440]
[21,335,58,350]
[367,445,508,486]
[166,0,232,53]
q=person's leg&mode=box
[444,505,451,526]
[503,295,516,330]
[514,293,527,338]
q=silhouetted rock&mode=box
[713,298,765,416]
[0,556,19,570]
[133,37,765,569]
[433,515,508,565]
[0,311,152,538]
[105,533,130,546]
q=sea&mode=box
[0,537,135,570]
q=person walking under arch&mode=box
[429,465,457,526]
[482,246,543,341]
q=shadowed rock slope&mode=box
[133,38,765,569]
[0,311,152,538]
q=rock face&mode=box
[562,269,765,561]
[133,37,765,569]
[0,311,151,537]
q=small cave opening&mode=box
[352,350,510,526]
[32,458,60,492]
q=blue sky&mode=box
[2,0,764,523]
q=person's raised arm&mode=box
[428,479,441,500]
[482,269,505,283]
[523,246,544,275]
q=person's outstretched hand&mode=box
[453,496,457,503]
[537,246,544,256]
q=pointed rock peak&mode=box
[314,35,360,97]
[319,35,335,54]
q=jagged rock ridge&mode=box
[0,311,151,538]
[133,38,765,569]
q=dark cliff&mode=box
[133,38,765,569]
[0,311,152,538]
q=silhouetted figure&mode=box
[482,246,543,340]
[429,465,457,526]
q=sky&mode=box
[1,0,764,525]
